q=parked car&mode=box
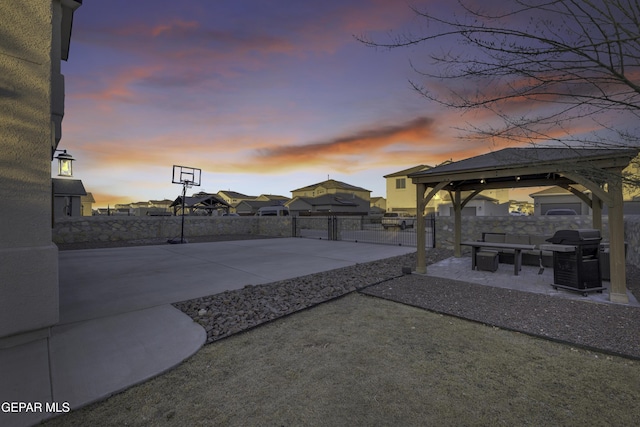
[545,208,578,216]
[257,206,290,216]
[382,212,416,230]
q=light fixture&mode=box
[516,176,521,181]
[480,179,486,184]
[54,149,75,177]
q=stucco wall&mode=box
[0,1,60,338]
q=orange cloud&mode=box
[252,117,436,165]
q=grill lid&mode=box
[546,229,602,245]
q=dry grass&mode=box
[44,294,640,426]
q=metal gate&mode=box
[292,215,436,248]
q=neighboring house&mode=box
[217,190,256,206]
[146,199,173,216]
[384,165,432,214]
[387,163,512,215]
[81,192,95,216]
[52,178,87,219]
[234,200,283,216]
[370,196,386,214]
[530,186,591,216]
[291,179,371,202]
[437,194,509,217]
[286,193,370,216]
[229,194,289,215]
[254,194,289,203]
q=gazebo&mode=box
[410,147,639,304]
[170,193,231,216]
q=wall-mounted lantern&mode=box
[54,150,75,177]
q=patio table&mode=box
[461,241,536,276]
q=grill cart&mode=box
[541,229,606,296]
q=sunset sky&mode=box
[56,0,629,207]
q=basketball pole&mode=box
[180,181,187,243]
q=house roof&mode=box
[383,165,431,178]
[217,190,254,199]
[81,192,96,203]
[257,194,289,201]
[530,185,589,197]
[291,179,370,193]
[288,193,366,207]
[235,200,285,209]
[52,178,87,196]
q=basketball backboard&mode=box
[172,165,201,187]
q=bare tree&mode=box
[359,0,640,150]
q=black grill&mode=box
[546,229,602,290]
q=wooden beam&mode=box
[560,171,613,206]
[416,182,427,274]
[556,183,593,207]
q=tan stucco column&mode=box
[608,177,628,303]
[416,183,427,274]
[0,3,60,339]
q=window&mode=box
[396,178,406,189]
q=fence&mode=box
[291,215,436,248]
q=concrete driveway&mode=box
[1,238,414,427]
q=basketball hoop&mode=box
[171,165,202,244]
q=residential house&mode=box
[530,186,591,215]
[384,165,432,215]
[235,200,283,216]
[217,190,256,206]
[286,193,371,216]
[370,196,386,214]
[291,179,371,203]
[52,178,87,219]
[81,192,95,216]
[437,194,510,216]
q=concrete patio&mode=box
[426,255,639,307]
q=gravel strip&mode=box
[174,246,640,360]
[172,252,431,344]
[362,272,640,360]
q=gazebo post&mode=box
[416,183,427,274]
[609,175,628,303]
[592,193,602,232]
[454,189,462,257]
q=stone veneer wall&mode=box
[435,215,640,268]
[53,216,292,244]
[624,216,640,267]
[53,215,640,268]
